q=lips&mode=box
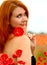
[20,23,27,26]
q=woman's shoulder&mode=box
[6,34,30,44]
[4,34,31,50]
[4,34,32,58]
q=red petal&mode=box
[1,54,8,60]
[12,54,17,58]
[44,52,47,57]
[13,27,24,36]
[36,62,40,65]
[7,58,13,63]
[38,56,43,62]
[18,60,26,64]
[16,49,22,57]
[44,62,47,65]
[11,62,16,65]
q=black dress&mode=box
[31,56,36,65]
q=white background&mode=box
[0,0,47,33]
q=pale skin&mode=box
[4,7,36,65]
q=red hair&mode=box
[0,0,29,53]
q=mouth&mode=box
[20,23,27,26]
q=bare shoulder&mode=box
[4,35,31,55]
[4,35,31,47]
[3,35,32,65]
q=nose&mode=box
[22,16,28,23]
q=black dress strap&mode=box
[31,56,36,65]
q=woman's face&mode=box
[10,6,28,34]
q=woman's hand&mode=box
[27,33,36,55]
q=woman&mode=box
[0,0,36,65]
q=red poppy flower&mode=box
[36,62,40,65]
[0,54,8,64]
[13,27,24,36]
[12,49,22,58]
[12,54,17,58]
[18,60,26,65]
[43,57,46,60]
[38,56,43,62]
[6,58,15,65]
[44,62,47,65]
[0,54,8,61]
[44,52,47,57]
[0,54,15,65]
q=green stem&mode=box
[14,58,17,65]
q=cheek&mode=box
[10,18,21,27]
[15,19,21,24]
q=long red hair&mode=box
[0,0,29,53]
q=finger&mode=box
[27,33,33,38]
[28,33,36,40]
